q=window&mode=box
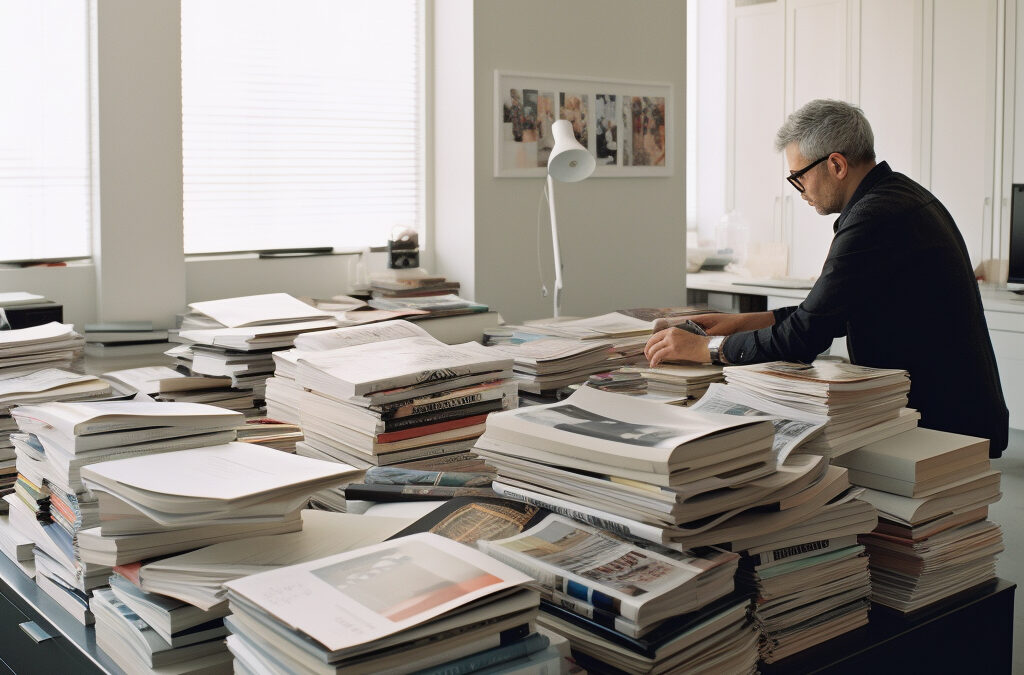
[0,1,92,262]
[181,0,423,255]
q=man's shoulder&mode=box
[846,171,937,224]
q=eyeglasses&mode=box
[786,154,832,192]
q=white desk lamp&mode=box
[546,119,596,318]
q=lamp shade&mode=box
[547,119,596,182]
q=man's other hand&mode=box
[653,312,776,335]
[644,328,711,367]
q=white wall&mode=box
[694,0,727,245]
[435,0,688,324]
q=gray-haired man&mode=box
[644,99,1009,457]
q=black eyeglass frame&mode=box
[787,154,833,192]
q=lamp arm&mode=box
[546,173,563,319]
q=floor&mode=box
[989,427,1024,672]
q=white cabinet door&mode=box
[928,0,999,267]
[729,1,786,249]
[856,0,917,179]
[785,0,850,279]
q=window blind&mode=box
[0,1,91,262]
[181,0,422,255]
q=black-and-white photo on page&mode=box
[517,404,687,448]
[595,94,619,165]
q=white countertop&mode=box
[686,271,1024,314]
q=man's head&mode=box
[775,99,877,215]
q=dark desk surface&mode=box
[762,578,1016,674]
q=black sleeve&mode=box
[723,216,884,364]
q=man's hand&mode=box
[644,328,711,367]
[652,311,776,335]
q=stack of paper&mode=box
[6,400,245,624]
[286,322,515,475]
[0,511,35,577]
[369,272,461,298]
[834,428,1004,612]
[223,533,541,674]
[730,493,878,663]
[0,369,113,508]
[475,386,859,552]
[172,293,338,407]
[76,442,359,566]
[0,322,85,377]
[724,361,919,458]
[458,336,617,394]
[84,321,170,359]
[102,365,253,412]
[366,293,489,318]
[618,363,725,401]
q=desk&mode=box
[0,554,120,674]
[762,579,1016,674]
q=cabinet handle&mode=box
[19,621,56,643]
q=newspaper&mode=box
[691,383,827,464]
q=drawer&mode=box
[986,311,1024,333]
[0,590,105,674]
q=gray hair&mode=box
[774,99,875,164]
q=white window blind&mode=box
[0,1,92,262]
[181,0,422,255]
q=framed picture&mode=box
[494,70,673,178]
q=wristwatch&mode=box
[708,335,728,365]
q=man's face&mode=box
[785,144,843,215]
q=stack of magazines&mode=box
[0,322,85,378]
[223,532,549,674]
[89,509,411,675]
[6,400,244,624]
[102,365,255,413]
[287,322,515,473]
[723,361,919,458]
[730,492,878,663]
[461,336,615,394]
[474,386,852,551]
[0,370,113,509]
[76,442,358,567]
[835,428,1004,612]
[171,293,338,408]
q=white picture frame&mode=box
[494,70,673,178]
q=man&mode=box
[645,99,1009,457]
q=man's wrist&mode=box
[708,335,729,365]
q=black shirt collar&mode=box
[834,161,892,233]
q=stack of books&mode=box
[102,365,254,413]
[474,386,855,552]
[0,370,113,508]
[232,418,303,453]
[730,493,878,663]
[223,532,548,674]
[0,509,35,577]
[84,321,170,358]
[172,293,338,406]
[6,400,245,623]
[461,336,616,394]
[617,363,725,402]
[76,442,358,567]
[724,361,919,458]
[833,427,1004,612]
[0,322,85,377]
[288,324,515,474]
[369,271,461,298]
[343,464,498,504]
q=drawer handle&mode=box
[19,621,56,643]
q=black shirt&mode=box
[723,162,1009,457]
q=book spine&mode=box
[376,414,489,444]
[364,466,494,487]
[344,484,498,502]
[381,402,503,432]
[746,537,849,567]
[546,589,641,637]
[490,481,669,548]
[415,632,548,675]
[375,382,514,418]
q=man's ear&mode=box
[830,153,849,179]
